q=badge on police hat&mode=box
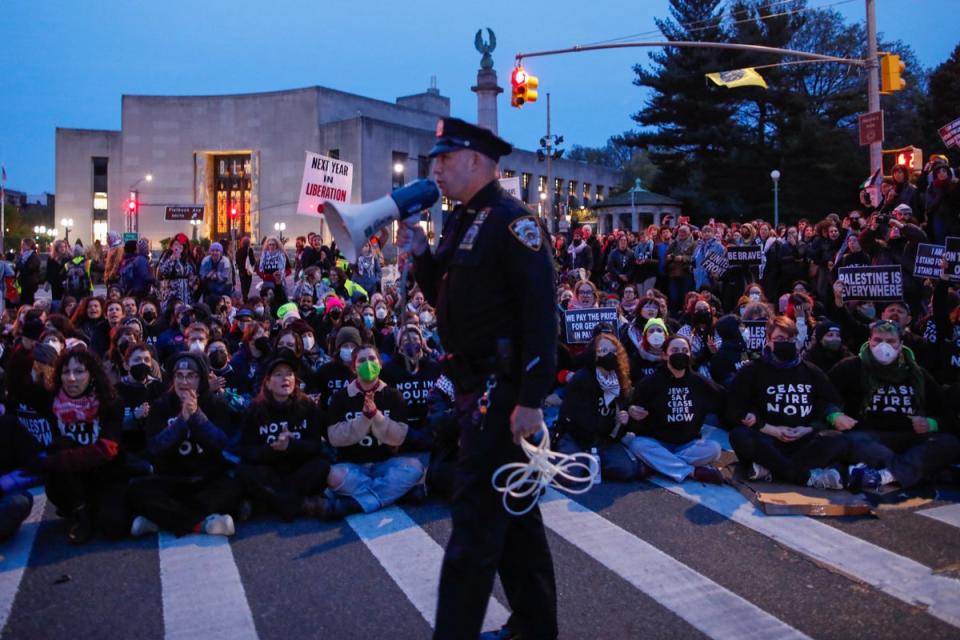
[508,216,542,251]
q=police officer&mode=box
[402,117,559,640]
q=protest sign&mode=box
[296,151,353,216]
[944,237,960,282]
[913,243,945,279]
[498,176,520,199]
[939,117,960,149]
[837,265,903,302]
[726,245,762,266]
[743,320,767,353]
[702,251,728,277]
[564,308,618,344]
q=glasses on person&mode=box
[173,372,200,382]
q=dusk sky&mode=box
[1,0,955,194]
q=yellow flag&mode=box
[706,68,768,89]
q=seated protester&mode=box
[708,315,747,387]
[273,327,311,385]
[116,343,165,469]
[323,345,424,518]
[6,343,59,474]
[803,321,851,374]
[127,352,241,537]
[627,335,724,484]
[829,280,877,352]
[379,325,441,457]
[619,285,640,326]
[237,352,332,521]
[629,318,668,383]
[555,333,643,481]
[727,316,849,490]
[876,300,933,372]
[424,375,458,499]
[784,292,816,355]
[676,295,718,373]
[0,420,39,541]
[139,300,163,349]
[311,326,360,408]
[205,338,247,414]
[827,320,960,491]
[39,348,128,543]
[225,307,255,352]
[104,325,139,385]
[287,319,328,378]
[155,303,197,364]
[228,320,273,402]
[71,297,110,357]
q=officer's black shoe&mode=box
[68,504,94,546]
[479,625,521,640]
[322,495,364,521]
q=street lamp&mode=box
[128,173,153,234]
[770,169,781,229]
[273,222,287,245]
[393,162,405,175]
[61,218,74,244]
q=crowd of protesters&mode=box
[0,153,957,544]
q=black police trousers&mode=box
[237,458,331,521]
[434,380,558,640]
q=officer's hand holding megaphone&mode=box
[397,221,429,257]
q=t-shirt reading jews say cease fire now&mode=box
[728,359,840,429]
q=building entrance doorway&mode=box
[213,155,252,238]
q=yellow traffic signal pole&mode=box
[515,0,891,176]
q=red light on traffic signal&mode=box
[230,207,238,218]
[512,68,527,86]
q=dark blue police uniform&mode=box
[414,118,559,640]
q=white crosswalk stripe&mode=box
[919,504,960,529]
[346,506,510,632]
[158,532,259,640]
[0,490,46,634]
[540,488,809,639]
[651,477,960,629]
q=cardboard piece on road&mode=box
[944,237,960,282]
[837,264,904,302]
[726,463,873,517]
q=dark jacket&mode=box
[145,392,234,478]
[631,367,723,444]
[240,394,329,473]
[557,367,631,449]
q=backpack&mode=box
[119,256,137,293]
[63,260,91,297]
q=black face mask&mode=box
[694,310,712,324]
[596,352,618,370]
[402,342,422,359]
[142,310,157,323]
[772,341,798,362]
[253,337,271,353]
[668,352,690,371]
[129,363,151,382]
[208,351,229,369]
[180,316,194,331]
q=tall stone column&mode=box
[471,28,502,133]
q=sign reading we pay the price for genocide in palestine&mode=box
[837,265,904,302]
[297,151,354,216]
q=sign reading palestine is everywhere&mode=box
[837,265,904,302]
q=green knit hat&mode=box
[643,318,668,336]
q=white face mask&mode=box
[420,312,433,325]
[647,331,665,348]
[375,308,387,321]
[44,340,64,354]
[749,293,761,302]
[189,340,205,353]
[302,335,315,351]
[870,342,899,365]
[339,347,353,364]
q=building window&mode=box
[93,192,108,211]
[522,173,532,202]
[392,151,407,188]
[568,181,577,196]
[93,220,108,244]
[328,149,340,160]
[538,176,547,194]
[596,185,605,202]
[214,155,252,238]
[502,169,516,178]
[418,156,430,180]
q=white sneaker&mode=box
[202,514,235,536]
[130,515,159,537]
[749,462,773,482]
[807,468,844,490]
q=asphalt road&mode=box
[2,465,959,640]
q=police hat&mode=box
[429,118,512,160]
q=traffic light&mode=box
[127,190,138,215]
[895,146,922,172]
[510,65,539,108]
[229,206,238,219]
[880,53,906,94]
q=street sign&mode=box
[858,111,884,146]
[122,232,139,243]
[165,205,204,221]
[938,117,960,149]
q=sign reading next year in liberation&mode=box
[837,265,903,302]
[296,151,354,217]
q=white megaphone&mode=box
[322,179,440,263]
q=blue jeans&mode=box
[329,457,425,513]
[628,436,721,482]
